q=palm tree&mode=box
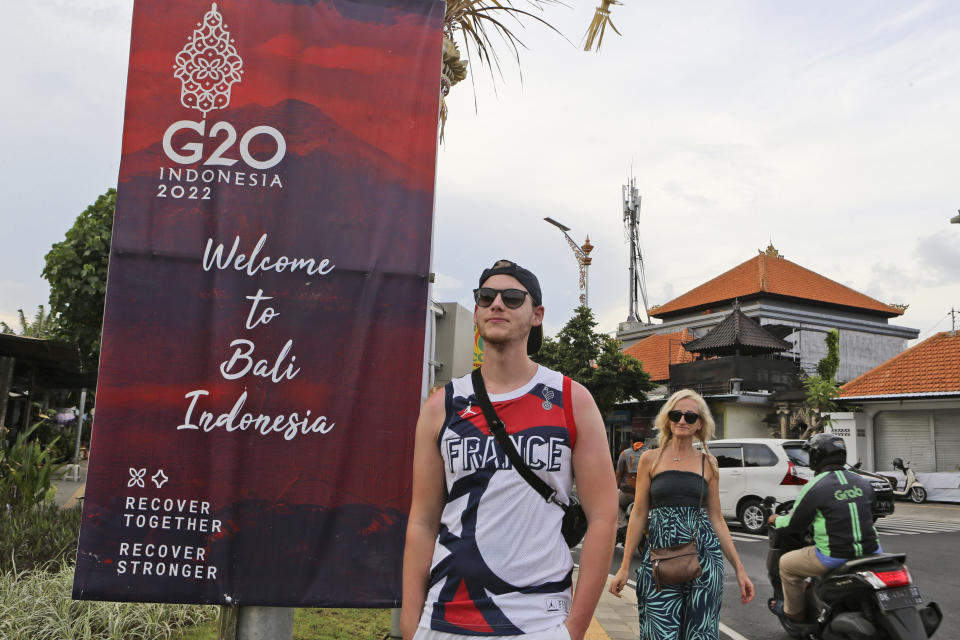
[0,306,58,339]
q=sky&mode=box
[2,1,959,347]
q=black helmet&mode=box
[804,433,847,473]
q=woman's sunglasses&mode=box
[473,287,529,309]
[667,410,701,424]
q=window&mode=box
[710,445,743,469]
[743,444,778,467]
[783,444,810,467]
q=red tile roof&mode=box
[650,253,903,318]
[622,329,695,382]
[840,332,960,398]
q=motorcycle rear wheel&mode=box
[777,616,810,639]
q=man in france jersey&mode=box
[401,260,617,640]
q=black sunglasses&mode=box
[667,410,701,424]
[473,287,529,310]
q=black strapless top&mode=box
[649,470,707,509]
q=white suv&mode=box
[695,438,813,534]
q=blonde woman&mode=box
[609,389,754,638]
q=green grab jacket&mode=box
[774,467,880,560]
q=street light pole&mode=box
[543,217,594,307]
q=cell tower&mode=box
[623,176,650,323]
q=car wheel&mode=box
[910,486,927,503]
[739,499,766,534]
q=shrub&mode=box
[0,422,60,509]
[0,503,83,573]
[0,560,218,640]
[31,413,76,464]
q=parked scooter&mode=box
[886,458,927,504]
[763,496,941,639]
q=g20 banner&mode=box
[73,0,443,606]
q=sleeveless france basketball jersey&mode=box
[419,365,577,636]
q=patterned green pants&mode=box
[635,506,723,639]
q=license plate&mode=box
[876,586,923,611]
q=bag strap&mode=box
[470,367,565,507]
[692,452,705,538]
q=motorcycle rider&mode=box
[615,441,644,530]
[767,433,881,623]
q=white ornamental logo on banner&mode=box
[174,3,243,117]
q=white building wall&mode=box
[433,302,475,388]
[825,412,859,465]
[845,399,960,471]
[720,403,770,439]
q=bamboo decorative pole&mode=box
[584,0,623,52]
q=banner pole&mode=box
[390,607,403,639]
[235,606,293,640]
[72,389,87,466]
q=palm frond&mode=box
[441,1,567,136]
[583,0,623,52]
[446,1,564,76]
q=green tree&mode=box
[801,329,842,438]
[816,328,840,380]
[42,189,115,369]
[800,375,840,438]
[0,305,57,339]
[533,305,655,417]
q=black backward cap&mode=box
[478,259,543,355]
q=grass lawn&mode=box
[174,607,392,640]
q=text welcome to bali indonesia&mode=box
[177,233,337,441]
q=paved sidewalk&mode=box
[589,575,639,640]
[886,501,960,523]
[572,566,639,640]
[53,457,87,509]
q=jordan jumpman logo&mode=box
[459,401,477,418]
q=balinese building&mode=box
[611,330,696,452]
[616,245,919,442]
[832,331,960,482]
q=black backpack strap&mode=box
[470,367,563,506]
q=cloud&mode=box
[915,232,960,284]
[432,271,466,303]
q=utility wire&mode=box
[915,311,952,342]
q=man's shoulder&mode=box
[422,386,447,412]
[843,469,875,490]
[807,469,872,494]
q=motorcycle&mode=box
[615,497,632,545]
[615,497,645,558]
[763,496,942,639]
[883,459,927,504]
